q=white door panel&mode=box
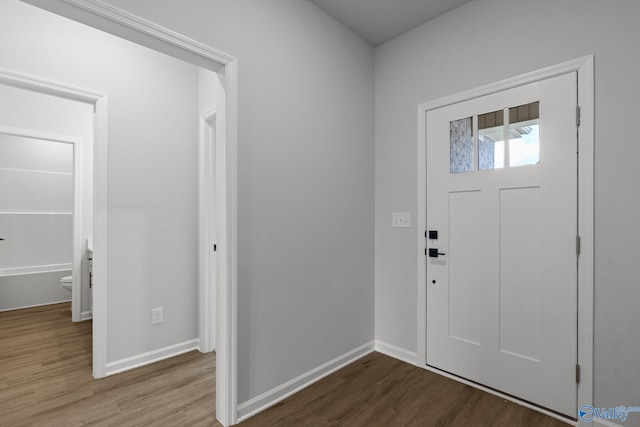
[426,72,577,416]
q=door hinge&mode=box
[576,364,581,384]
[576,106,581,127]
[424,248,427,256]
[576,236,581,256]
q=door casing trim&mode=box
[199,105,217,353]
[416,55,594,423]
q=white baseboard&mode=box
[0,299,71,313]
[197,345,216,354]
[236,341,375,423]
[105,338,200,376]
[374,340,418,366]
[0,263,71,277]
[79,310,92,321]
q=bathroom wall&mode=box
[0,83,93,312]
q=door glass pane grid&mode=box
[449,102,540,174]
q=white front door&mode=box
[426,72,578,417]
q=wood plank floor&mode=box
[0,303,217,426]
[238,352,570,427]
[1,303,570,426]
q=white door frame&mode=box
[199,106,217,353]
[0,122,83,320]
[0,66,108,378]
[19,1,240,425]
[416,56,594,424]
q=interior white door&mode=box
[426,72,578,417]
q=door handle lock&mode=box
[429,248,446,258]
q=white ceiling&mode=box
[310,0,474,46]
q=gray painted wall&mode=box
[95,0,376,404]
[375,0,640,413]
[0,272,70,312]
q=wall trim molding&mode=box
[0,167,72,176]
[0,68,104,103]
[236,341,375,423]
[80,310,92,321]
[0,300,71,313]
[105,339,200,376]
[0,211,73,215]
[0,263,71,277]
[57,0,234,68]
[374,340,418,366]
[416,55,595,421]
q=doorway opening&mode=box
[0,88,91,323]
[12,0,239,424]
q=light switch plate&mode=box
[392,212,411,228]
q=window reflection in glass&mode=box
[478,109,504,170]
[508,102,540,167]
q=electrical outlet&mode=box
[152,307,164,325]
[392,212,411,228]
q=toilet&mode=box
[60,275,72,292]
